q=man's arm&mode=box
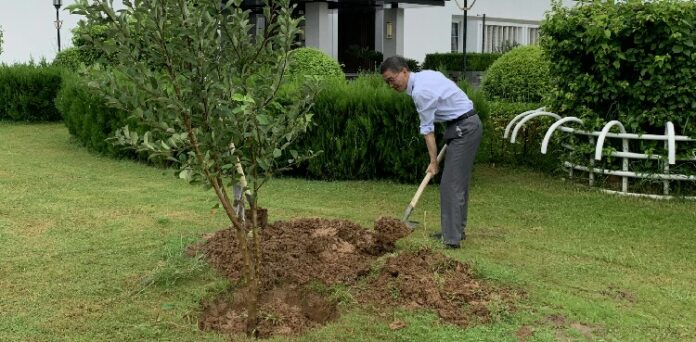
[424,132,439,175]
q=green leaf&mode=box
[178,169,192,180]
[257,115,270,125]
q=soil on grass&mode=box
[195,216,506,338]
[357,249,495,327]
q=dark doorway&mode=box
[338,7,376,73]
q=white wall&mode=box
[400,0,578,62]
[402,5,451,63]
[457,0,575,21]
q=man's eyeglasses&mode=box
[383,70,403,86]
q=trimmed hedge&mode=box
[0,65,63,122]
[56,71,490,183]
[481,45,550,103]
[53,47,83,71]
[292,74,490,183]
[423,53,502,72]
[71,22,116,66]
[55,72,139,157]
[288,47,344,81]
[541,0,696,136]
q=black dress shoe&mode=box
[430,232,443,241]
[431,232,466,241]
[444,243,461,249]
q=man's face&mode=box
[382,68,409,92]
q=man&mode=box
[380,56,482,249]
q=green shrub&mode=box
[287,47,344,81]
[423,53,502,72]
[56,70,491,183]
[481,45,550,103]
[0,65,63,122]
[406,58,421,72]
[541,0,696,137]
[71,22,115,66]
[53,47,83,71]
[292,73,489,183]
[55,72,139,157]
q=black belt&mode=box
[445,109,476,126]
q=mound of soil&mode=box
[200,217,409,289]
[199,285,338,338]
[358,249,493,327]
[195,216,505,338]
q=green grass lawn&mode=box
[1,123,694,341]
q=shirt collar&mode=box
[406,71,416,96]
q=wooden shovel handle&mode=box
[408,144,447,208]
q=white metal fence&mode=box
[504,108,696,200]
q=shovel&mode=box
[402,144,447,229]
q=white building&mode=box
[293,0,577,70]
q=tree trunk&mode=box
[245,274,260,338]
[246,202,262,337]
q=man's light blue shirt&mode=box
[406,70,474,135]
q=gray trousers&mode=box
[440,114,482,245]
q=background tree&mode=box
[0,26,4,56]
[69,0,317,336]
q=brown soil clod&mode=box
[516,325,535,342]
[373,216,412,253]
[199,285,337,339]
[195,215,510,338]
[357,249,495,327]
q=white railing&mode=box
[505,108,696,200]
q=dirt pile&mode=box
[200,217,407,289]
[198,285,338,338]
[195,216,504,338]
[358,249,494,327]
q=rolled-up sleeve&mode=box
[413,90,438,135]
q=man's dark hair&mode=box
[380,55,409,74]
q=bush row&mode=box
[55,73,142,158]
[55,71,494,183]
[0,65,63,122]
[290,75,491,183]
[423,53,502,72]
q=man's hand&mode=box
[427,161,439,175]
[423,133,439,176]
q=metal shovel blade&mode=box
[401,204,418,229]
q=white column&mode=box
[305,2,334,58]
[466,16,479,53]
[330,9,338,59]
[522,25,530,45]
[375,7,384,53]
[383,7,404,58]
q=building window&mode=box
[484,25,521,53]
[451,22,459,52]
